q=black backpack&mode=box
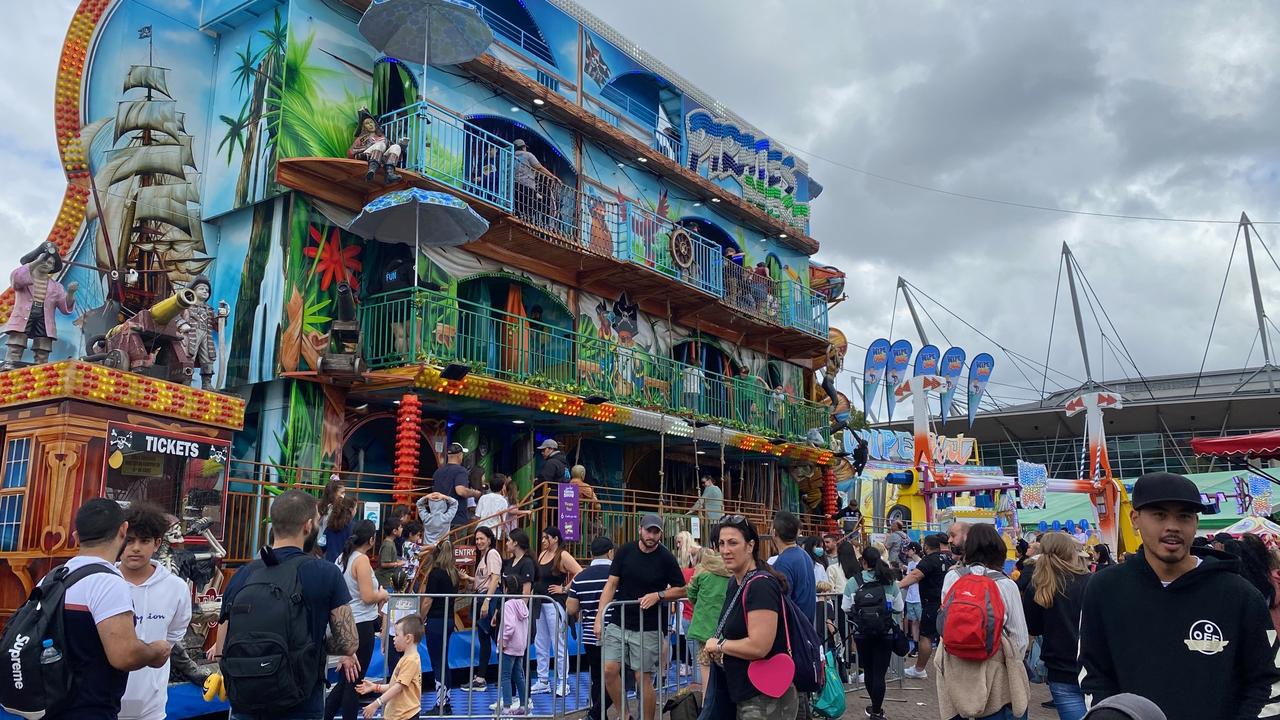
[0,563,114,719]
[851,581,892,638]
[220,553,321,714]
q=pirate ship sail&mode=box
[79,25,211,323]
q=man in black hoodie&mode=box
[1079,472,1280,720]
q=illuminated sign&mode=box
[862,428,977,466]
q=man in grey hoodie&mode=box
[117,503,193,720]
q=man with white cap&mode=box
[1078,471,1280,720]
[536,438,569,485]
[432,442,480,527]
[594,513,686,720]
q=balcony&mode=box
[276,105,828,354]
[586,88,685,165]
[357,288,830,442]
[378,100,515,211]
[472,3,556,67]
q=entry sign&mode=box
[558,483,580,542]
[363,502,381,528]
[455,545,476,567]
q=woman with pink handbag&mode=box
[704,515,797,720]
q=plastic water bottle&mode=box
[39,639,60,665]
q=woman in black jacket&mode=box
[1023,531,1092,720]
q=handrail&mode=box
[220,462,832,565]
[599,84,659,129]
[619,203,723,296]
[357,288,830,440]
[379,101,515,210]
[474,4,556,67]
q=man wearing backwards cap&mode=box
[594,513,686,720]
[431,442,480,526]
[1078,472,1280,720]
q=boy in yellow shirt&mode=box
[357,615,424,720]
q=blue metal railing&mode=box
[474,4,556,67]
[600,84,659,128]
[617,203,723,297]
[776,278,829,338]
[379,101,515,211]
[653,127,682,164]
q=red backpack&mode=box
[938,565,1006,661]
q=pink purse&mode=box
[740,575,796,698]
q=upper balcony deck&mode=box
[334,0,822,256]
[277,99,829,359]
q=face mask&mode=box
[814,548,825,558]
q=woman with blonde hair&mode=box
[1022,531,1093,720]
[421,540,460,713]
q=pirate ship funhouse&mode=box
[3,0,847,581]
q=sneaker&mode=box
[903,666,928,679]
[907,649,919,658]
[555,683,570,698]
[432,702,453,716]
[489,701,502,711]
[506,707,528,717]
[869,712,887,720]
[461,678,487,692]
[856,673,865,683]
[530,680,551,695]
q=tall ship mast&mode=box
[80,28,210,317]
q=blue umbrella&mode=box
[348,188,489,249]
[359,0,494,68]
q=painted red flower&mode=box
[304,226,362,292]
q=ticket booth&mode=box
[0,360,244,613]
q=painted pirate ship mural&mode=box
[80,25,211,322]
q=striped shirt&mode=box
[569,559,612,645]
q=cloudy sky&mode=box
[2,1,1278,411]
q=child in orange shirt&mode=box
[357,615,424,720]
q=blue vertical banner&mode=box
[558,482,580,542]
[862,338,890,417]
[884,339,913,419]
[913,344,940,376]
[939,347,966,423]
[967,353,995,426]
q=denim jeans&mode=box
[1048,681,1088,720]
[499,652,528,707]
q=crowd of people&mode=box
[22,469,1280,720]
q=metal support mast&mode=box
[898,277,930,346]
[1062,243,1094,383]
[1241,212,1276,391]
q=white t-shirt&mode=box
[905,560,921,603]
[683,365,705,395]
[475,492,510,536]
[64,556,134,624]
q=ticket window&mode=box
[102,423,229,538]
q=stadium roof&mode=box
[877,366,1280,443]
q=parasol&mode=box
[347,188,489,251]
[358,0,494,83]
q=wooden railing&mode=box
[220,460,828,566]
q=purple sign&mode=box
[558,483,581,542]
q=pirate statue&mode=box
[4,242,77,367]
[177,275,223,388]
[347,107,402,184]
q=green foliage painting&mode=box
[218,8,287,208]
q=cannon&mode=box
[103,288,196,383]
